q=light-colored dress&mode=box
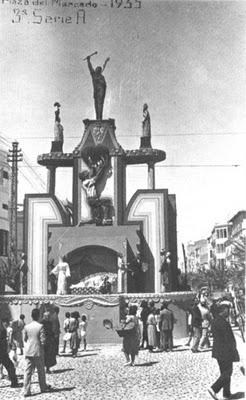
[51,261,71,295]
[147,312,157,347]
[79,321,88,339]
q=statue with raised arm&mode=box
[84,52,110,120]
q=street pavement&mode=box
[0,328,245,400]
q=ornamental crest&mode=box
[92,125,106,144]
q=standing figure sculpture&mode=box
[18,253,28,295]
[141,103,152,148]
[85,52,110,120]
[50,256,71,295]
[53,102,64,152]
[142,103,151,138]
[159,249,171,292]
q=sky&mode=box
[0,0,246,255]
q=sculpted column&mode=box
[148,162,155,189]
[47,166,56,195]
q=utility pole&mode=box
[182,243,188,289]
[7,142,23,280]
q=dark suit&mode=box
[0,324,18,386]
[159,308,174,350]
[211,315,239,397]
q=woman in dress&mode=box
[50,256,71,295]
[69,312,80,358]
[79,315,88,351]
[122,305,140,367]
[40,312,57,373]
[147,308,157,352]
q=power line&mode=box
[13,132,246,139]
[19,164,241,168]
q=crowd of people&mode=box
[0,307,88,397]
[0,295,242,399]
[121,299,175,363]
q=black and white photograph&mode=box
[0,0,245,399]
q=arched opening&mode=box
[66,245,118,293]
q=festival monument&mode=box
[1,53,193,342]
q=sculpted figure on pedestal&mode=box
[85,52,110,120]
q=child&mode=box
[79,315,88,351]
[62,312,71,353]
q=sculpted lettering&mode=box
[32,9,42,23]
[76,9,85,23]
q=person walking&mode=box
[122,305,140,366]
[191,298,202,353]
[140,300,149,349]
[13,314,25,355]
[0,319,19,388]
[208,303,240,400]
[40,312,57,374]
[185,308,193,346]
[61,312,71,354]
[23,308,53,397]
[69,312,80,358]
[159,301,174,351]
[199,302,212,350]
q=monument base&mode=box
[0,292,194,343]
[140,136,152,148]
[50,141,63,153]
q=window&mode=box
[216,244,225,253]
[0,230,8,256]
[216,228,227,239]
[2,203,8,210]
[3,171,9,179]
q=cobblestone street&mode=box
[0,329,245,400]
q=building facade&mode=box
[186,239,209,272]
[0,147,10,257]
[226,210,246,270]
[208,223,231,269]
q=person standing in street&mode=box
[40,311,57,374]
[208,303,240,400]
[13,314,25,355]
[61,312,71,354]
[122,305,140,366]
[140,300,149,349]
[159,301,174,351]
[23,308,53,397]
[50,306,61,356]
[0,318,19,388]
[191,298,202,353]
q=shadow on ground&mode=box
[135,361,159,367]
[230,392,245,399]
[29,386,76,397]
[60,353,98,358]
[50,368,74,374]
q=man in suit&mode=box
[208,303,240,400]
[0,318,19,387]
[159,301,174,351]
[23,308,53,397]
